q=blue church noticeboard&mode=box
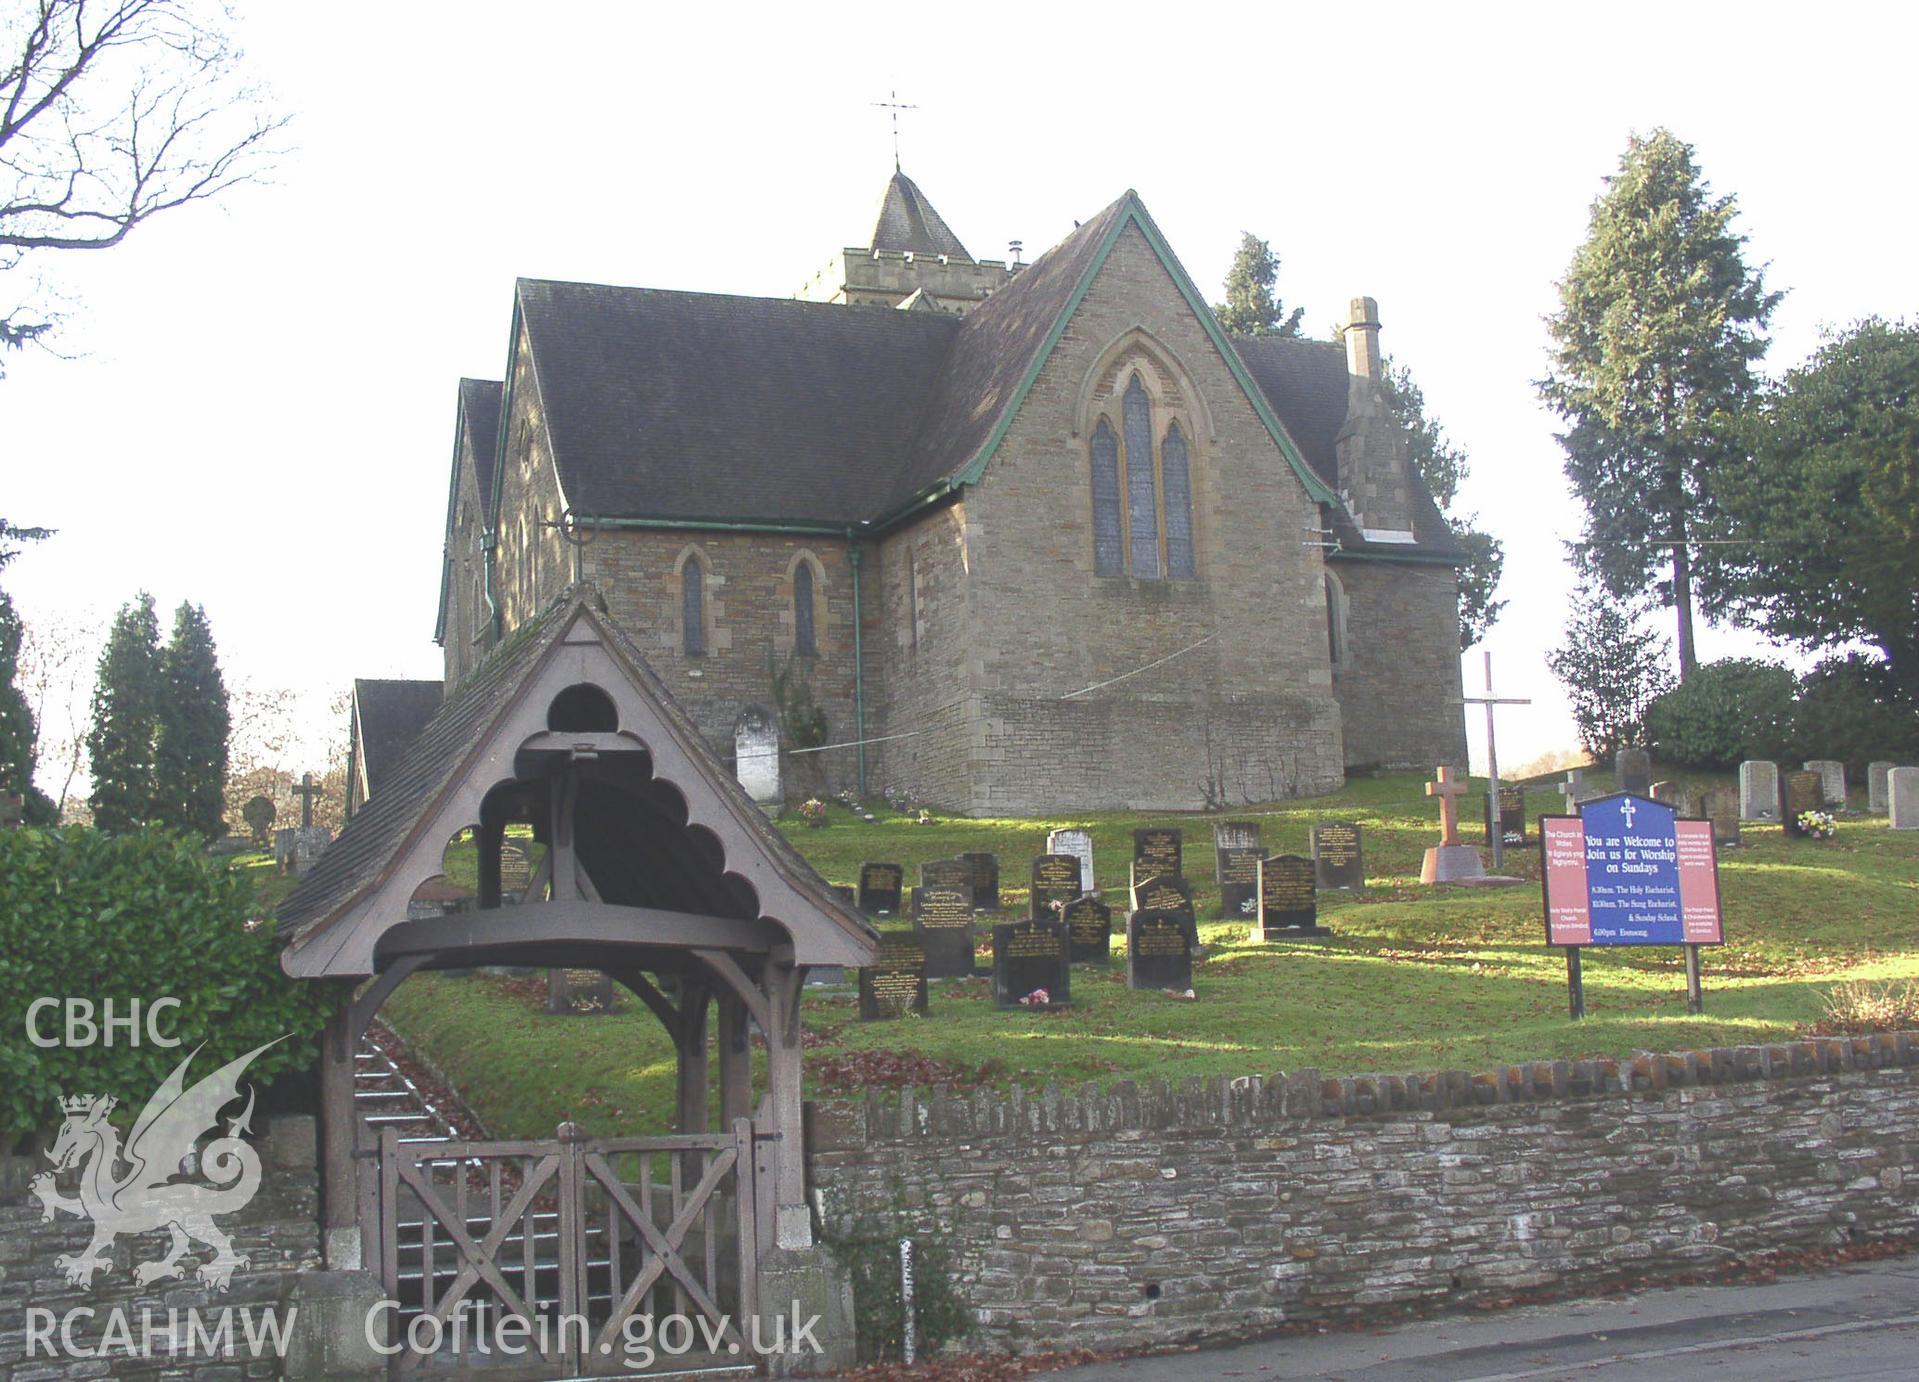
[1542,794,1724,948]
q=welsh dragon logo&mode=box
[30,1038,285,1290]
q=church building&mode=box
[414,172,1468,814]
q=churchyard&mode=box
[351,766,1919,1143]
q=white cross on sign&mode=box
[1621,799,1637,829]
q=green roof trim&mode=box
[1328,545,1464,568]
[944,192,1338,508]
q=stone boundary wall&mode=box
[0,1115,320,1380]
[807,1034,1919,1356]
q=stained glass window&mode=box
[1090,419,1124,577]
[682,557,705,655]
[795,561,816,656]
[1162,422,1194,578]
[1123,375,1160,578]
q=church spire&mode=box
[869,170,973,263]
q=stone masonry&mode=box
[809,1033,1919,1357]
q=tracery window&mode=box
[682,555,705,656]
[1088,370,1197,580]
[794,560,817,656]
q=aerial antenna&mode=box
[872,90,917,171]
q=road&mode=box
[1055,1255,1919,1381]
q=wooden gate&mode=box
[374,1119,764,1376]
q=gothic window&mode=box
[1090,370,1198,580]
[1325,571,1346,666]
[682,555,705,656]
[1090,419,1123,577]
[794,560,817,657]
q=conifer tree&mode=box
[86,592,163,830]
[1539,129,1780,681]
[154,602,230,838]
[1214,233,1305,337]
[1546,576,1675,757]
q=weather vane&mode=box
[872,90,917,171]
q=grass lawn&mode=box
[358,768,1919,1141]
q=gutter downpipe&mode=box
[847,534,867,798]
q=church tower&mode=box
[796,171,1017,315]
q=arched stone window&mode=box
[682,553,706,656]
[1325,570,1347,667]
[1090,419,1123,577]
[794,561,817,657]
[1083,356,1200,581]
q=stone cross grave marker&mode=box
[1890,767,1919,830]
[1483,785,1526,847]
[1421,765,1484,884]
[1615,747,1652,798]
[1701,788,1740,848]
[1062,894,1113,966]
[1029,854,1082,921]
[1803,760,1846,809]
[242,794,276,844]
[733,704,781,806]
[992,919,1070,1008]
[1739,761,1780,820]
[1212,820,1263,920]
[292,772,324,829]
[913,879,977,980]
[1781,771,1824,837]
[1127,910,1194,993]
[858,862,904,916]
[1558,768,1594,811]
[1132,827,1182,884]
[1311,820,1365,891]
[1868,761,1895,815]
[1046,829,1095,895]
[546,968,616,1015]
[960,851,1000,911]
[1256,854,1325,939]
[859,935,929,1019]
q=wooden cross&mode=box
[1426,766,1469,846]
[872,89,917,171]
[291,772,323,829]
[1462,651,1531,867]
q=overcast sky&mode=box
[7,1,1913,791]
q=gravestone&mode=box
[1483,785,1526,846]
[858,862,904,916]
[1029,854,1082,920]
[1803,760,1846,809]
[1215,845,1265,920]
[913,883,978,980]
[1127,910,1195,994]
[1311,820,1365,891]
[1046,829,1096,895]
[830,884,858,907]
[1420,765,1483,883]
[1868,761,1895,815]
[859,936,929,1019]
[1615,747,1653,797]
[919,857,970,892]
[1256,854,1327,939]
[1890,767,1919,830]
[499,842,532,902]
[1650,781,1697,817]
[275,825,333,878]
[1063,894,1113,966]
[992,919,1071,1008]
[1129,869,1195,921]
[1739,761,1780,820]
[546,968,616,1015]
[1701,788,1741,848]
[733,704,781,807]
[241,794,276,844]
[1558,768,1596,812]
[1781,771,1824,838]
[960,851,1001,911]
[1132,827,1182,883]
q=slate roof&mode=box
[351,678,443,800]
[870,170,973,260]
[458,378,503,503]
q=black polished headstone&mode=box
[1256,854,1326,939]
[959,852,1000,911]
[858,862,904,916]
[859,935,929,1019]
[1062,894,1113,966]
[1127,910,1195,993]
[1129,868,1195,919]
[1132,827,1182,883]
[1310,820,1364,891]
[1616,747,1653,798]
[546,967,617,1015]
[1030,853,1081,921]
[1483,786,1526,846]
[991,919,1071,1009]
[1216,846,1264,921]
[913,883,977,980]
[1782,771,1823,838]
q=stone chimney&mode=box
[1335,294,1414,537]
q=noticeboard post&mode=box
[1540,793,1725,1019]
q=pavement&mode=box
[1054,1254,1919,1381]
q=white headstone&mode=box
[1047,829,1095,894]
[1803,760,1846,809]
[1868,761,1895,814]
[1891,768,1919,831]
[1739,761,1780,820]
[733,704,781,807]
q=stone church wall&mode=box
[442,448,489,685]
[488,326,575,647]
[952,220,1345,812]
[1329,558,1468,772]
[585,530,862,800]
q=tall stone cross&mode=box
[1462,651,1531,868]
[1426,766,1469,847]
[291,772,323,830]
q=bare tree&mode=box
[18,604,98,816]
[2,0,288,362]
